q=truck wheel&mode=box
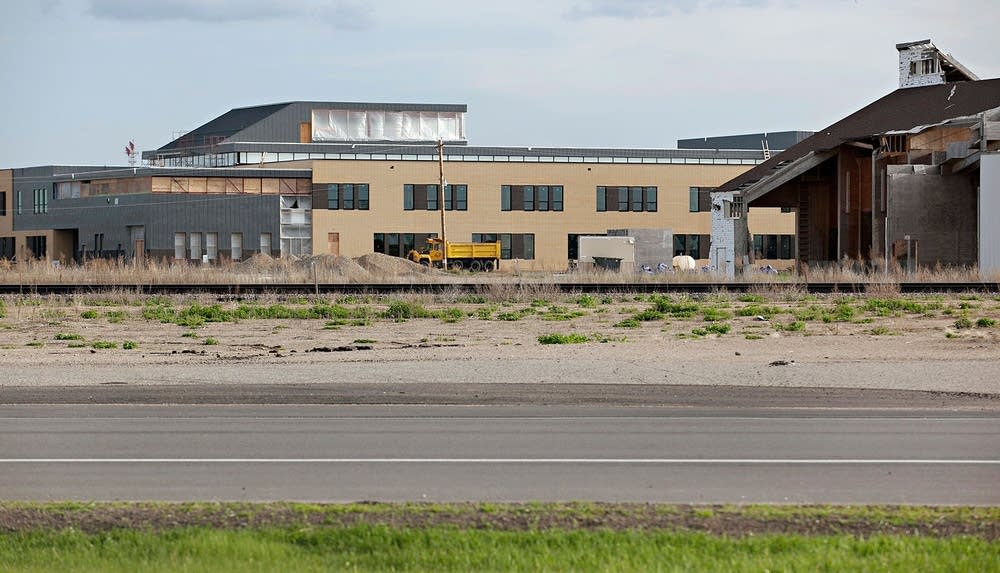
[483,260,495,272]
[470,260,482,272]
[420,260,429,267]
[450,260,464,271]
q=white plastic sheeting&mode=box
[311,109,465,142]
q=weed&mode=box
[80,310,99,319]
[590,333,626,343]
[181,332,199,338]
[650,296,700,318]
[575,294,598,308]
[104,310,127,323]
[778,321,806,332]
[437,308,465,323]
[353,338,376,344]
[538,333,589,344]
[745,334,764,340]
[122,340,138,350]
[945,332,959,339]
[953,317,974,329]
[54,333,84,341]
[702,308,732,322]
[691,328,708,337]
[976,317,997,328]
[869,326,895,336]
[91,341,117,349]
[614,317,641,328]
[705,323,731,335]
[203,337,219,346]
[736,305,782,318]
[26,340,44,348]
[737,294,764,303]
[67,342,87,348]
[381,300,433,321]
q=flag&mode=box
[128,140,135,152]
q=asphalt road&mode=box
[2,405,997,504]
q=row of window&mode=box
[173,232,272,261]
[595,187,658,212]
[373,232,536,260]
[501,186,564,212]
[754,234,795,260]
[404,184,468,211]
[317,183,662,213]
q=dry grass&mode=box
[0,255,995,287]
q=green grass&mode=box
[90,341,117,349]
[704,323,731,335]
[202,337,219,346]
[54,333,84,341]
[122,340,138,350]
[650,296,701,318]
[80,310,99,319]
[976,317,997,328]
[0,526,993,573]
[537,333,589,344]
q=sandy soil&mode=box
[1,292,998,395]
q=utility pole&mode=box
[437,139,448,269]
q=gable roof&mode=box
[156,103,293,152]
[717,78,1000,194]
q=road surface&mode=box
[2,404,997,504]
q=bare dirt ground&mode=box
[1,502,997,538]
[0,289,998,401]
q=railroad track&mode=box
[1,282,997,295]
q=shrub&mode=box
[122,340,138,350]
[538,333,589,344]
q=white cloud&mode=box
[87,0,374,28]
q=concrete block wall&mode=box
[898,44,945,88]
[710,191,737,278]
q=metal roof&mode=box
[717,78,1000,194]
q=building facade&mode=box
[3,102,798,272]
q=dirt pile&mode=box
[355,252,439,278]
[299,255,371,282]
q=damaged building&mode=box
[712,40,1000,278]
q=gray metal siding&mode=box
[678,131,814,151]
[14,191,279,257]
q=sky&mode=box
[1,0,997,167]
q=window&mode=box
[206,232,218,260]
[174,233,186,260]
[404,184,467,211]
[26,236,46,259]
[689,187,713,212]
[0,237,14,260]
[0,192,6,216]
[321,183,369,210]
[260,232,272,256]
[673,234,710,258]
[189,232,202,260]
[644,187,656,212]
[477,233,534,260]
[780,206,793,213]
[374,232,438,258]
[16,190,22,215]
[597,187,657,212]
[501,185,563,212]
[753,234,795,259]
[728,195,744,219]
[231,233,243,261]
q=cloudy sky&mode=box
[1,0,996,167]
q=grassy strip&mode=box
[2,525,996,573]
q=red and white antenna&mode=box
[124,140,136,167]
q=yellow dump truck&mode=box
[408,238,501,271]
